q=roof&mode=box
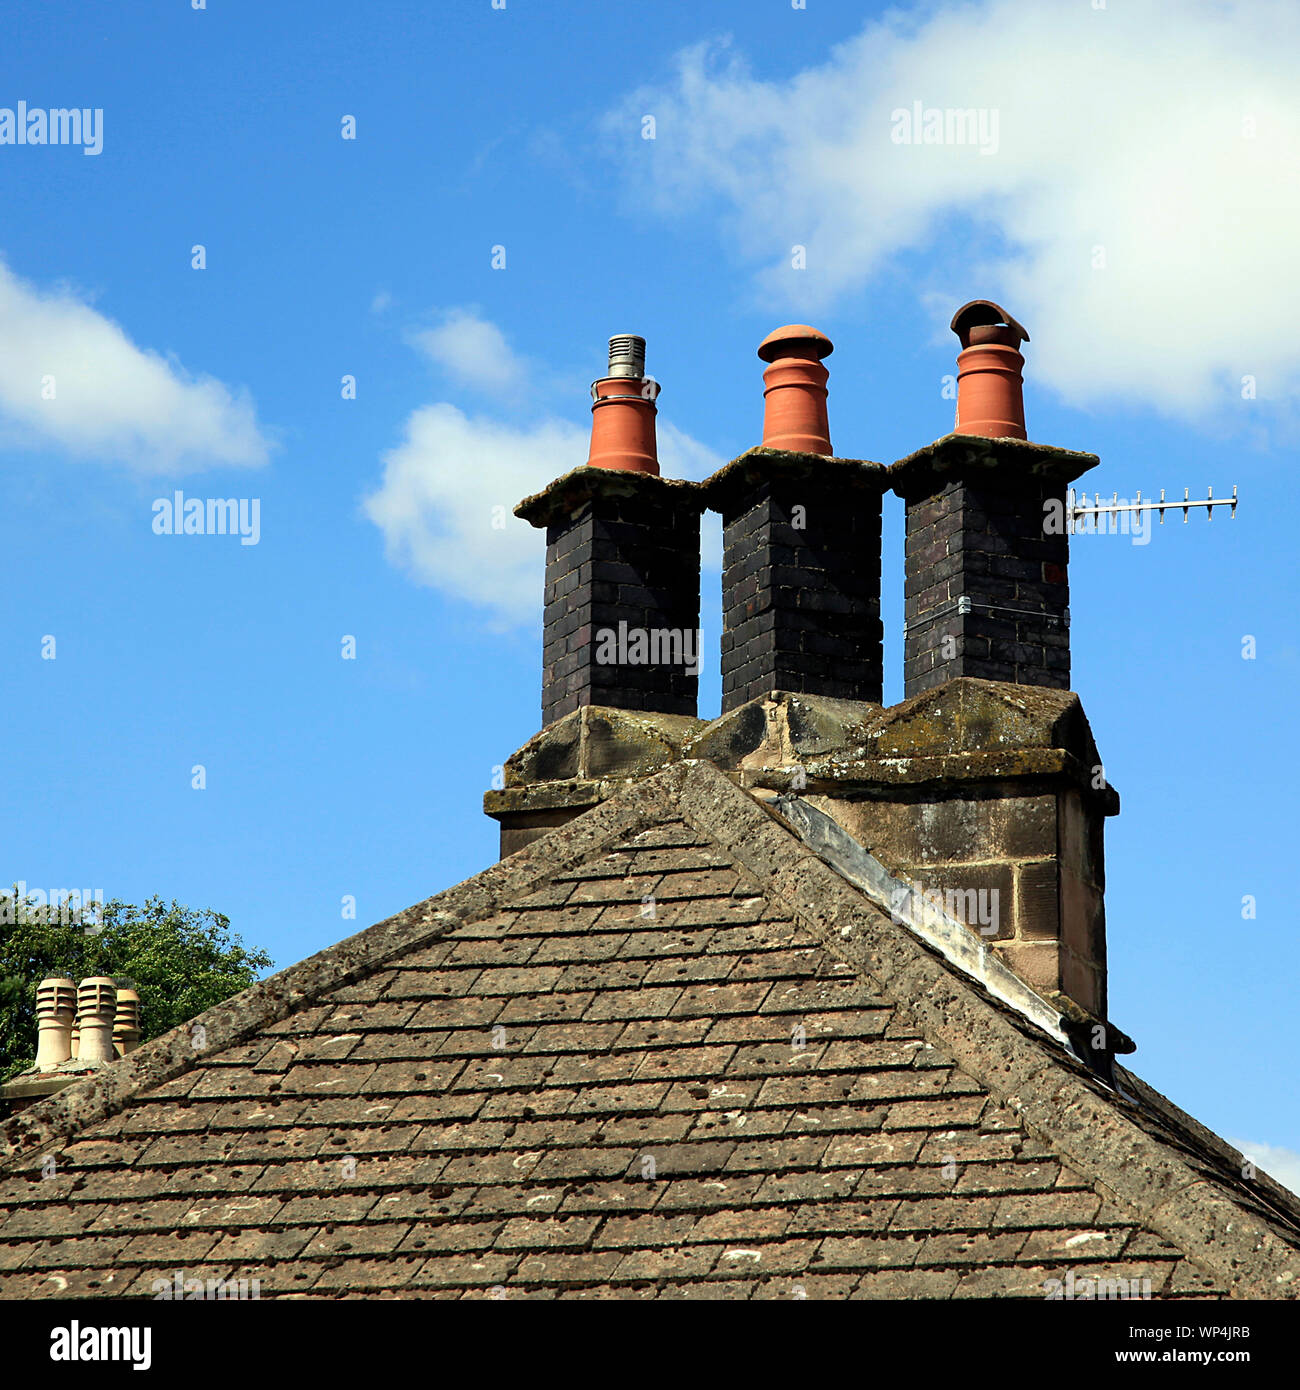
[2,761,1297,1300]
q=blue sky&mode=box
[3,1,1298,1180]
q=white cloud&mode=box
[1229,1139,1300,1199]
[364,403,569,627]
[408,307,528,395]
[364,324,726,626]
[0,258,270,472]
[657,419,725,484]
[607,0,1300,419]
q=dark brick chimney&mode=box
[705,326,886,712]
[891,302,1100,698]
[514,336,705,727]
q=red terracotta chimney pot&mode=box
[586,334,660,474]
[950,300,1029,440]
[757,324,834,455]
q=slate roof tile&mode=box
[2,761,1298,1299]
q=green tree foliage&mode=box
[0,892,273,1082]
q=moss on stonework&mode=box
[485,679,1119,832]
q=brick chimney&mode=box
[487,337,707,853]
[515,335,705,728]
[891,301,1100,698]
[705,326,886,712]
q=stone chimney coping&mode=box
[889,432,1100,494]
[485,682,1121,827]
[703,446,887,510]
[502,705,704,789]
[514,466,707,529]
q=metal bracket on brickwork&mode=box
[902,595,1070,636]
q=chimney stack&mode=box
[34,977,76,1072]
[75,977,118,1064]
[891,301,1099,697]
[485,310,1119,1030]
[705,326,885,712]
[516,335,704,727]
[585,335,660,474]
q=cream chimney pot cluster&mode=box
[34,975,142,1072]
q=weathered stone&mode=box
[2,761,1296,1304]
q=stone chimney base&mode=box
[487,679,1117,1023]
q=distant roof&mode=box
[2,763,1297,1299]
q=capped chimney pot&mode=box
[75,976,118,1065]
[113,986,142,1057]
[757,324,834,455]
[34,977,76,1072]
[605,334,646,379]
[586,335,660,474]
[950,300,1029,440]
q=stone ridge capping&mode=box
[1115,1069,1300,1256]
[700,446,887,510]
[665,764,1300,1299]
[0,771,691,1169]
[887,432,1100,491]
[513,465,707,530]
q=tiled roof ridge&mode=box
[0,770,693,1169]
[3,759,1296,1299]
[663,764,1300,1300]
[1114,1067,1300,1245]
